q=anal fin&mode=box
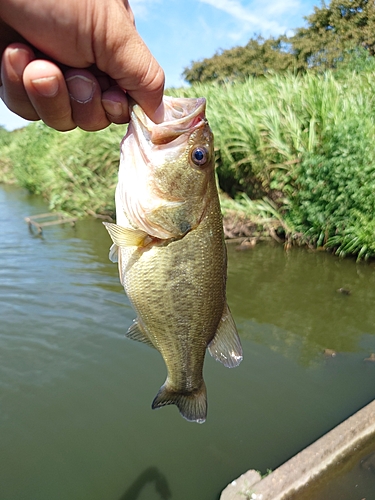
[208,303,243,368]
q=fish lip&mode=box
[131,96,207,145]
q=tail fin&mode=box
[152,382,207,424]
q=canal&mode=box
[1,184,375,499]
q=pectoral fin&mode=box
[208,303,243,368]
[103,222,150,247]
[126,319,156,349]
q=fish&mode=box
[104,95,243,423]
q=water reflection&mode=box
[119,467,171,500]
[227,242,375,364]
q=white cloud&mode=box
[260,0,301,17]
[129,0,159,19]
[198,0,287,35]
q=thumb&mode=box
[92,4,165,123]
[118,39,165,124]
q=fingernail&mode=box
[102,99,123,117]
[8,47,30,78]
[153,101,165,124]
[66,75,95,103]
[31,76,59,97]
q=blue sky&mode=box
[0,0,317,131]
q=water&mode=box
[1,184,375,500]
[293,435,375,500]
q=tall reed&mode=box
[170,71,375,258]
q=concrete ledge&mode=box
[221,470,262,500]
[221,399,375,500]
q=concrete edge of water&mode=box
[220,398,375,500]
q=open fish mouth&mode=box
[131,96,207,145]
[116,95,213,240]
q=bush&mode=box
[288,120,375,257]
[2,122,124,215]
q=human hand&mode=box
[0,0,165,131]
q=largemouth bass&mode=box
[104,96,242,423]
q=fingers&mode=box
[102,86,130,124]
[1,43,76,129]
[0,43,38,120]
[64,69,110,131]
[1,1,165,127]
[23,60,76,131]
[1,43,131,131]
[65,70,131,129]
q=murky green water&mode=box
[2,185,375,500]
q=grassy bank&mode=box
[0,122,123,216]
[1,70,375,258]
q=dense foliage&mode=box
[2,67,375,258]
[292,0,375,71]
[184,0,375,83]
[183,36,295,84]
[0,123,123,215]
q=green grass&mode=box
[1,122,125,215]
[170,71,375,258]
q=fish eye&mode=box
[191,147,208,167]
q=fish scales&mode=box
[104,96,243,423]
[123,183,225,387]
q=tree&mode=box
[183,0,375,84]
[183,36,295,84]
[291,0,375,70]
[0,125,11,147]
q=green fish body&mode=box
[104,96,242,423]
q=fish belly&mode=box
[119,203,226,422]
